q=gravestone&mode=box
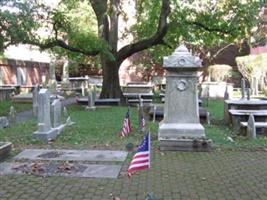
[33,89,57,141]
[241,78,246,99]
[251,76,259,96]
[32,85,39,117]
[86,91,96,111]
[61,61,71,89]
[81,82,85,96]
[33,90,74,141]
[51,99,62,128]
[158,44,211,151]
[247,114,256,139]
[0,117,9,128]
[247,88,251,100]
[8,106,16,125]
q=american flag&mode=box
[128,132,150,177]
[120,108,132,137]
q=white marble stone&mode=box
[51,99,62,128]
[158,45,208,150]
[247,114,256,139]
[33,89,58,141]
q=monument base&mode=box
[159,138,212,151]
[158,122,211,151]
[85,106,96,111]
[158,122,205,138]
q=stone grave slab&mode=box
[15,149,128,162]
[0,162,122,178]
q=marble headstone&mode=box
[247,114,256,139]
[158,44,210,151]
[51,99,62,128]
[33,89,57,141]
[8,106,16,125]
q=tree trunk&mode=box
[100,58,123,99]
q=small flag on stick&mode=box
[120,108,132,137]
[128,132,151,177]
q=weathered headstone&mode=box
[247,88,251,100]
[33,89,57,141]
[241,78,246,99]
[0,117,9,128]
[251,76,259,96]
[48,63,57,93]
[158,44,211,151]
[32,85,39,117]
[247,114,256,139]
[86,91,96,111]
[81,82,85,96]
[61,61,71,89]
[51,99,62,128]
[8,106,16,125]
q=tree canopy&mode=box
[0,0,261,98]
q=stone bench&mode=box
[148,106,210,124]
[95,98,120,106]
[127,99,153,105]
[224,99,267,124]
[76,97,120,106]
[229,109,267,131]
[240,122,267,128]
[240,115,267,138]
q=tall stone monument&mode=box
[158,45,211,151]
[33,89,75,141]
[33,89,57,141]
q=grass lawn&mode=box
[0,100,32,116]
[0,99,267,150]
[0,105,158,150]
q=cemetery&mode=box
[0,1,267,200]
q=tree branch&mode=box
[210,43,235,61]
[116,0,170,63]
[21,39,100,56]
[185,21,234,35]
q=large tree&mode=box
[0,0,260,99]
